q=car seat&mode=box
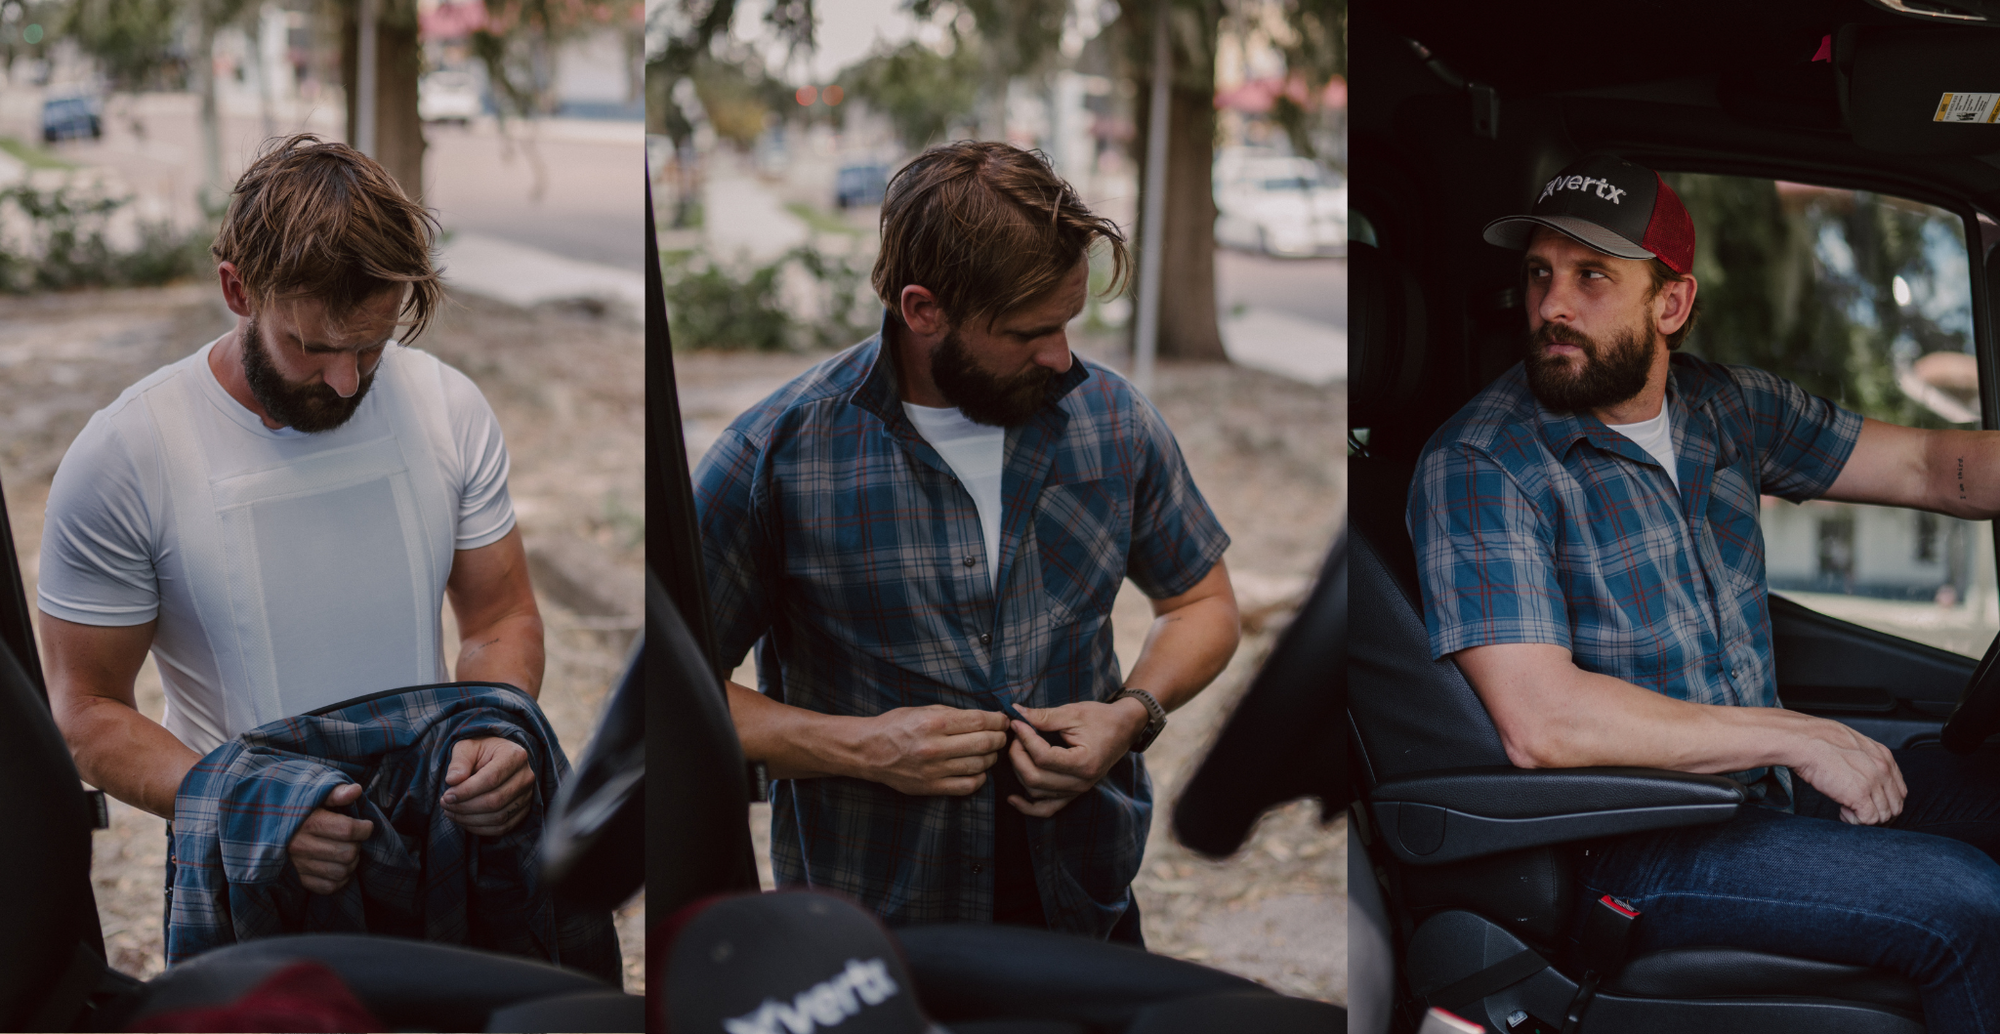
[0,574,644,1031]
[1347,239,1927,1033]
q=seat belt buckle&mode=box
[1559,895,1641,1033]
[1577,894,1641,974]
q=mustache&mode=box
[1532,322,1593,352]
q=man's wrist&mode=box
[1109,694,1153,750]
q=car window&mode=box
[1662,171,1990,657]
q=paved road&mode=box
[21,93,642,270]
[1215,249,1346,328]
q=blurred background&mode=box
[649,0,1348,1005]
[0,0,646,992]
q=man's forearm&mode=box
[455,611,545,699]
[1460,644,1840,775]
[1122,594,1242,713]
[726,680,861,779]
[58,696,201,820]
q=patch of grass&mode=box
[784,201,861,237]
[0,137,76,170]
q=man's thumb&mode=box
[326,783,361,806]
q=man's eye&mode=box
[1527,268,1549,278]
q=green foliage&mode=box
[838,39,983,151]
[691,54,794,148]
[0,184,208,292]
[1667,172,1970,428]
[662,252,790,351]
[0,136,75,170]
[57,0,187,90]
[662,243,878,352]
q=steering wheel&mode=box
[1941,628,2000,754]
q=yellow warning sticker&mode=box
[1934,92,2000,124]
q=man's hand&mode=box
[288,783,375,895]
[442,736,538,836]
[1790,717,1908,826]
[853,705,1008,796]
[1004,699,1149,817]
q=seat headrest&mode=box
[1350,242,1429,431]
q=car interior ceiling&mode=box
[1348,4,2000,1031]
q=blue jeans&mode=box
[1574,743,2000,1031]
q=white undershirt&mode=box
[38,339,515,754]
[1605,403,1680,492]
[903,402,1005,590]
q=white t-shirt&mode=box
[1606,403,1680,492]
[902,402,1005,590]
[38,338,516,754]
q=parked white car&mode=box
[419,70,483,125]
[1214,156,1346,258]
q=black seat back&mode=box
[0,635,98,1027]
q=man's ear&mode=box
[217,261,254,319]
[1655,273,1698,336]
[899,285,948,338]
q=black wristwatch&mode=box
[1111,688,1168,753]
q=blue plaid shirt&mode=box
[168,683,619,980]
[694,324,1229,937]
[1407,354,1862,806]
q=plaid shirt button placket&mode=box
[695,320,1230,938]
[1409,354,1862,810]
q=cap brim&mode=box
[1482,214,1657,261]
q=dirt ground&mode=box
[0,283,646,992]
[675,332,1348,1003]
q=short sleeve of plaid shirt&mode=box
[1409,441,1573,658]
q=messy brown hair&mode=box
[872,141,1129,332]
[1645,258,1700,351]
[211,134,443,343]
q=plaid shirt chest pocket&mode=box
[1033,474,1133,627]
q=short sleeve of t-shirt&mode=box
[1723,363,1863,503]
[440,362,516,550]
[1125,394,1231,600]
[1408,441,1572,659]
[39,408,160,626]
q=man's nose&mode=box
[1536,277,1578,326]
[1034,330,1074,374]
[325,352,361,398]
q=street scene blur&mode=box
[1657,173,2000,660]
[0,0,645,991]
[651,0,1347,1004]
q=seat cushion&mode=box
[1609,946,1921,1012]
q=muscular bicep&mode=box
[1452,642,1589,767]
[1146,557,1236,619]
[1822,418,1932,510]
[40,612,155,711]
[445,526,539,637]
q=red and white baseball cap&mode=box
[1483,154,1696,275]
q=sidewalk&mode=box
[438,231,643,317]
[1219,305,1347,387]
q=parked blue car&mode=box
[41,96,100,143]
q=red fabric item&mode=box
[1812,34,1833,63]
[129,960,384,1033]
[1640,173,1697,275]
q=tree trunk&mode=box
[340,1,426,202]
[195,13,225,213]
[1132,36,1225,362]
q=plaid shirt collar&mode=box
[1533,364,1736,516]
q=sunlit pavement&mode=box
[439,230,644,318]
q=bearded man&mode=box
[41,135,544,901]
[694,141,1240,943]
[1406,154,2000,1027]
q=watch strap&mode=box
[1112,688,1168,753]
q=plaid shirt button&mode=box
[980,632,992,645]
[963,556,976,567]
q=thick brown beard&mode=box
[240,315,375,433]
[930,325,1054,428]
[1523,319,1657,414]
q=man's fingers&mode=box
[932,729,1008,759]
[443,767,537,818]
[302,805,373,843]
[928,705,1009,735]
[1007,737,1090,796]
[324,782,363,807]
[935,772,986,796]
[1011,719,1087,773]
[442,742,529,805]
[445,738,481,787]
